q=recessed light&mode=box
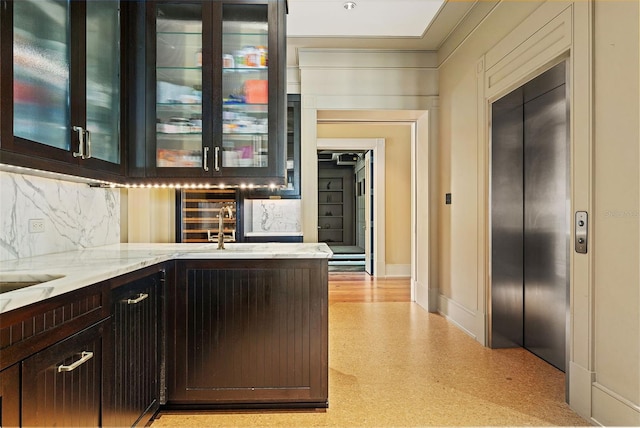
[343,1,356,10]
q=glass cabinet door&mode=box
[13,0,71,150]
[155,3,203,169]
[85,1,121,165]
[221,4,269,170]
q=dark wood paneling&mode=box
[22,321,105,427]
[169,259,328,407]
[103,271,162,427]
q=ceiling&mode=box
[286,0,479,66]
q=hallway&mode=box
[152,274,588,427]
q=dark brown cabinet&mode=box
[0,0,127,181]
[103,269,164,427]
[168,259,328,408]
[0,364,20,427]
[139,0,287,186]
[22,320,106,427]
[242,93,301,198]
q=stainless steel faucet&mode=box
[217,205,234,250]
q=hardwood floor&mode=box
[329,272,411,303]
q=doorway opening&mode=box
[316,138,386,277]
[317,150,372,273]
[489,61,570,372]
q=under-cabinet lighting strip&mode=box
[0,163,280,190]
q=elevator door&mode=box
[491,62,569,371]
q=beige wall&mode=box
[592,1,639,424]
[438,0,639,424]
[124,188,176,243]
[317,123,412,267]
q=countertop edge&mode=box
[0,243,333,314]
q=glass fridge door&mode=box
[155,3,203,168]
[221,4,269,170]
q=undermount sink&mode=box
[0,274,65,294]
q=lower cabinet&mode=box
[0,364,20,427]
[22,321,106,427]
[103,269,163,427]
[168,259,328,408]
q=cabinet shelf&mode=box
[183,228,235,234]
[157,102,202,107]
[223,103,268,111]
[157,31,202,35]
[222,66,267,72]
[223,132,268,136]
[157,131,202,135]
[157,66,203,71]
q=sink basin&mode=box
[0,274,65,294]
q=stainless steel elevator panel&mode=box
[523,80,568,371]
[491,89,524,349]
[490,62,569,372]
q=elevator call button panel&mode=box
[575,211,588,254]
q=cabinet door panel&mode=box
[105,273,161,427]
[85,0,121,165]
[154,2,205,170]
[170,260,328,406]
[0,365,20,427]
[221,4,270,171]
[22,321,104,427]
[13,0,71,150]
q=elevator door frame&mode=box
[488,60,571,375]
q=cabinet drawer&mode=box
[22,320,106,427]
[0,281,109,371]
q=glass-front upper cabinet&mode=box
[148,0,286,185]
[154,3,204,170]
[220,4,269,171]
[4,0,123,175]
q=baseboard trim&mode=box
[568,361,595,421]
[591,382,640,427]
[437,294,478,341]
[385,264,411,277]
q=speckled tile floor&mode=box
[151,301,589,427]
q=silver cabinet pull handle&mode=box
[84,129,92,159]
[126,293,148,305]
[58,351,93,372]
[203,147,210,171]
[72,126,85,159]
[214,146,220,171]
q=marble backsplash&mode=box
[244,199,302,234]
[0,171,120,261]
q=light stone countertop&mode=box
[0,242,332,314]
